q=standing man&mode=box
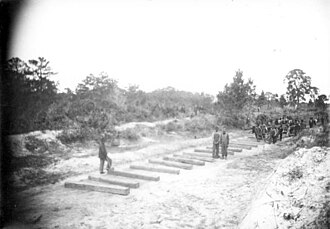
[98,134,112,174]
[278,123,283,141]
[309,117,314,128]
[212,126,221,158]
[220,127,230,159]
[269,125,277,144]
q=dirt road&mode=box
[10,130,291,229]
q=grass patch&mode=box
[11,155,59,169]
[284,166,303,182]
[24,136,47,153]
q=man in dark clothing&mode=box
[212,127,221,158]
[269,126,277,144]
[256,125,263,141]
[278,125,283,141]
[301,120,306,130]
[294,119,300,136]
[261,124,267,141]
[309,117,314,128]
[220,128,230,159]
[98,134,112,174]
[252,126,258,140]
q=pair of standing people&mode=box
[212,126,229,159]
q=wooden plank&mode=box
[130,164,180,175]
[194,148,234,154]
[148,159,193,170]
[108,169,160,181]
[229,147,242,152]
[194,149,213,153]
[234,139,263,145]
[236,140,262,145]
[243,136,265,142]
[182,152,214,158]
[230,142,257,148]
[64,180,130,195]
[229,143,252,149]
[206,146,242,152]
[246,136,257,139]
[194,149,234,155]
[88,175,139,188]
[173,154,215,163]
[163,156,205,166]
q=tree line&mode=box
[216,68,328,127]
[2,57,328,136]
[2,57,214,135]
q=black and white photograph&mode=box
[1,0,330,228]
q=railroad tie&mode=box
[148,159,193,170]
[64,180,130,195]
[206,146,242,152]
[182,152,214,158]
[194,149,234,155]
[173,154,215,163]
[163,156,205,166]
[108,169,160,181]
[88,175,140,188]
[130,164,180,175]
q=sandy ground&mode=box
[7,121,329,229]
[240,146,330,229]
[8,130,290,229]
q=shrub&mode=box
[286,166,303,182]
[25,136,47,153]
[163,120,183,132]
[294,124,330,148]
[217,114,245,129]
[56,127,93,144]
[256,114,269,124]
[184,115,215,133]
[119,128,140,141]
[315,125,329,147]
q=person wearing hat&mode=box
[98,134,112,174]
[269,125,277,144]
[261,124,267,141]
[212,126,221,158]
[220,127,230,159]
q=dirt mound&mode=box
[7,130,71,190]
[239,146,330,229]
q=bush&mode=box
[184,115,215,133]
[25,136,47,153]
[163,120,183,132]
[56,127,93,144]
[315,125,329,147]
[119,128,140,141]
[294,124,330,148]
[217,114,245,129]
[286,166,303,182]
[256,114,269,125]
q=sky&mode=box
[9,0,330,97]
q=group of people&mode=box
[251,115,321,144]
[97,114,327,173]
[98,126,231,174]
[212,126,229,159]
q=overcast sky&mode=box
[9,0,330,96]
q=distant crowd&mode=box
[252,115,328,144]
